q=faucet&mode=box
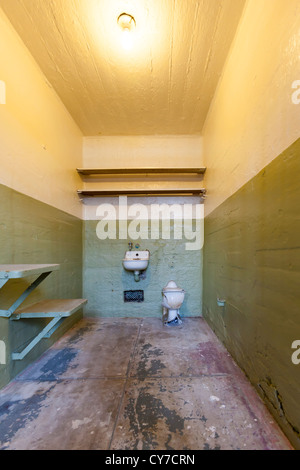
[128,242,133,251]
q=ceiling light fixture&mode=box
[117,12,136,51]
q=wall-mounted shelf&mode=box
[77,167,207,199]
[77,167,206,176]
[77,188,206,197]
[0,264,60,289]
[0,264,87,360]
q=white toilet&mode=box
[162,281,185,325]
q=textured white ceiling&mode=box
[0,0,246,136]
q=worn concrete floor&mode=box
[0,317,293,450]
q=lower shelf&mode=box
[77,188,206,197]
[12,299,88,319]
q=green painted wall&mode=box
[83,219,203,318]
[0,184,83,389]
[203,138,300,449]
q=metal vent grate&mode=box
[124,290,144,303]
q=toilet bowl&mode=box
[162,281,185,325]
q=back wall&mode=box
[83,197,203,318]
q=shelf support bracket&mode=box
[0,278,9,289]
[12,316,63,361]
[0,271,52,319]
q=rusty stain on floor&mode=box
[0,317,294,450]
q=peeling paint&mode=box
[136,343,167,380]
[67,323,94,345]
[124,389,185,450]
[188,341,234,375]
[0,385,55,448]
[72,417,92,430]
[38,348,78,381]
[259,377,300,440]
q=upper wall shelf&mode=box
[77,167,206,176]
[76,167,207,199]
[77,188,206,197]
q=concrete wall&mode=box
[83,198,203,318]
[81,135,204,211]
[0,8,83,219]
[83,135,203,169]
[203,0,300,217]
[203,140,300,448]
[0,184,83,389]
[202,0,300,449]
[82,136,204,319]
[0,9,83,388]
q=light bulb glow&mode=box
[117,12,136,52]
[121,27,133,50]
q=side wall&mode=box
[203,140,300,448]
[0,185,83,389]
[202,0,300,448]
[0,8,83,218]
[0,9,83,388]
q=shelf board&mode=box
[0,264,60,279]
[77,167,206,176]
[77,188,206,197]
[13,299,88,318]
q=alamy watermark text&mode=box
[95,196,204,251]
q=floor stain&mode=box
[38,348,78,381]
[68,324,94,344]
[135,343,167,380]
[124,387,185,450]
[203,442,221,450]
[0,385,55,448]
[188,341,233,375]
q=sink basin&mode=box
[123,251,150,272]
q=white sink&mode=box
[123,251,150,271]
[123,250,150,281]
